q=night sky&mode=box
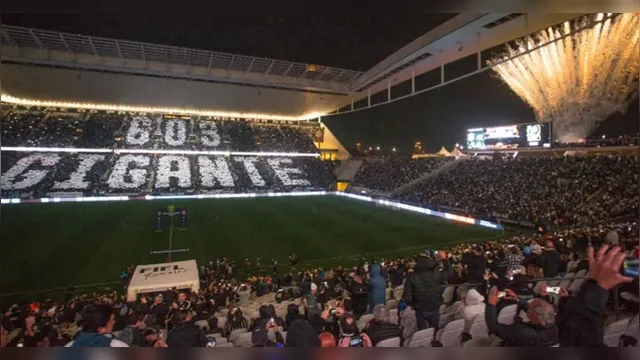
[2,11,637,153]
[1,11,456,71]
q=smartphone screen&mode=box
[546,287,560,294]
[207,340,216,347]
[623,259,639,278]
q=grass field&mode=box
[0,195,503,300]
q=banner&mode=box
[127,259,199,302]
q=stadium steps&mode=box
[335,159,363,181]
[390,158,466,196]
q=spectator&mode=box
[337,315,372,347]
[560,245,634,347]
[65,305,129,347]
[506,246,525,273]
[165,309,207,347]
[236,284,251,306]
[304,283,320,317]
[319,332,337,347]
[176,292,191,311]
[285,304,304,329]
[205,317,223,336]
[252,319,284,347]
[485,287,559,347]
[146,295,169,327]
[116,311,146,347]
[403,252,452,330]
[142,328,165,347]
[463,246,487,283]
[537,240,561,278]
[1,316,12,348]
[363,305,403,346]
[285,320,320,347]
[388,261,406,288]
[223,308,249,336]
[368,263,387,313]
[349,273,368,318]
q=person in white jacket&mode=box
[454,288,485,331]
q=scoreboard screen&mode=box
[466,123,551,150]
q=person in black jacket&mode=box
[463,246,487,283]
[485,287,559,346]
[166,310,207,347]
[537,240,561,278]
[403,251,452,330]
[559,245,634,347]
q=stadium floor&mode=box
[0,195,503,301]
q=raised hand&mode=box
[588,245,633,290]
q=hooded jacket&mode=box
[454,289,485,330]
[403,257,452,312]
[368,264,387,310]
[285,320,321,347]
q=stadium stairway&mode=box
[391,157,466,196]
[335,159,363,181]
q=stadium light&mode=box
[0,94,327,122]
[376,146,380,150]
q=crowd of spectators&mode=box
[1,110,321,153]
[2,221,637,348]
[555,133,640,148]
[352,157,451,192]
[397,154,639,227]
[1,152,336,198]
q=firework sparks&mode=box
[491,13,639,142]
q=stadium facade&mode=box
[1,13,585,161]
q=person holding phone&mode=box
[485,287,559,347]
[559,245,634,347]
[337,315,372,347]
[251,317,284,347]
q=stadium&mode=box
[0,11,638,348]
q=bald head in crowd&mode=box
[373,304,390,323]
[527,299,556,327]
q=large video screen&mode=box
[466,123,551,150]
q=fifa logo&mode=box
[139,265,187,280]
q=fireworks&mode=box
[491,13,639,142]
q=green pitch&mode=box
[0,195,502,301]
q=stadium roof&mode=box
[1,13,457,72]
[0,12,592,119]
[0,25,362,87]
